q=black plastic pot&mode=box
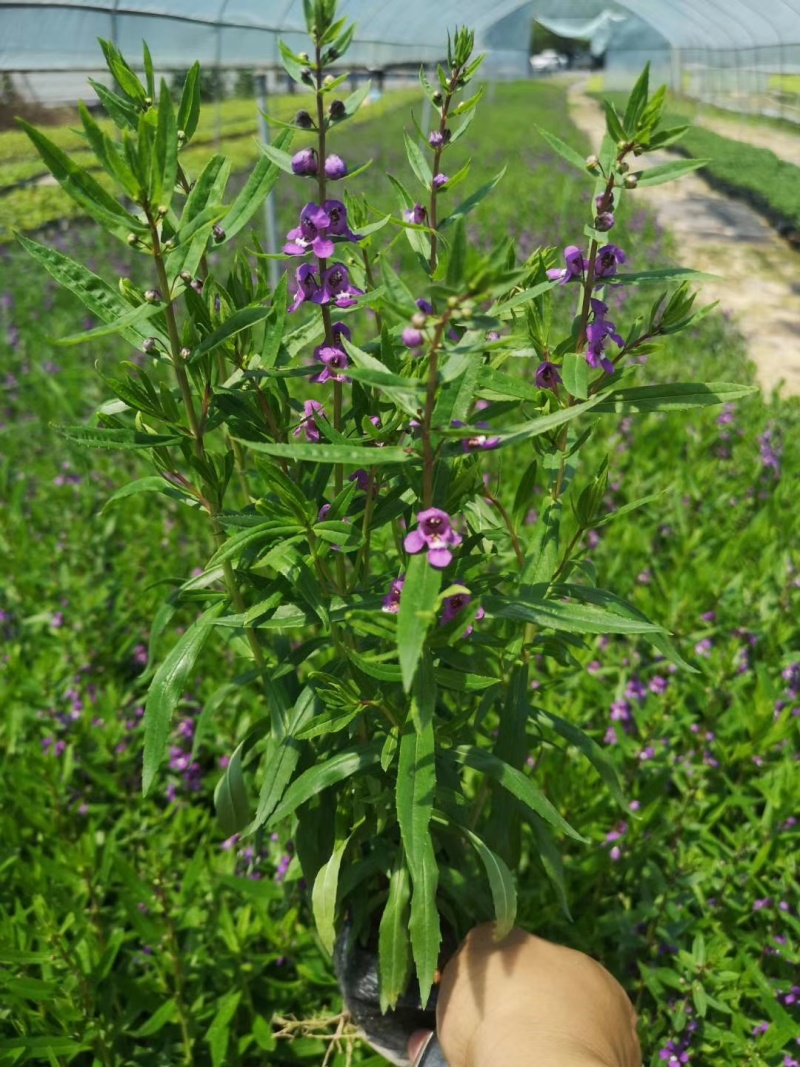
[334,925,449,1066]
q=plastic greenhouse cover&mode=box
[1,0,799,73]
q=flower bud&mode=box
[179,270,192,283]
[329,99,346,120]
[163,238,175,251]
[157,203,168,217]
[127,233,139,246]
[447,296,459,309]
[402,327,424,348]
[298,52,309,62]
[142,337,157,353]
[300,67,314,86]
[461,306,473,321]
[327,48,339,62]
[623,173,638,189]
[212,224,226,243]
[432,91,443,106]
[323,74,335,88]
[144,96,153,109]
[144,288,161,303]
[295,109,314,128]
[291,148,318,176]
[190,278,203,293]
[585,155,600,171]
[617,161,629,174]
[180,347,192,360]
[411,311,427,329]
[594,212,615,232]
[324,154,348,179]
[177,130,186,143]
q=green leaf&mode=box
[56,425,183,450]
[99,38,146,104]
[221,129,293,239]
[54,299,166,346]
[258,141,296,175]
[130,998,179,1037]
[234,439,415,466]
[17,234,164,348]
[102,476,187,511]
[267,741,383,826]
[312,836,351,954]
[635,157,709,187]
[143,602,225,796]
[397,553,443,692]
[404,130,433,189]
[494,394,605,448]
[603,100,626,143]
[214,738,251,836]
[190,306,272,361]
[440,167,505,229]
[177,62,201,142]
[152,79,178,211]
[536,126,589,172]
[561,352,588,399]
[521,497,561,585]
[621,63,649,135]
[17,119,146,237]
[449,746,585,841]
[590,382,758,414]
[89,78,139,129]
[484,591,665,635]
[527,813,571,919]
[252,686,316,830]
[206,990,242,1067]
[462,827,517,938]
[615,267,717,286]
[378,865,412,1011]
[530,706,626,808]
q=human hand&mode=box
[408,924,641,1067]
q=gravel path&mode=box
[569,84,800,398]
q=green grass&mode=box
[1,79,798,1066]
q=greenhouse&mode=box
[1,0,799,1064]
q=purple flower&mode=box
[535,361,562,391]
[694,638,713,658]
[291,148,318,176]
[289,263,321,312]
[311,344,349,383]
[324,154,347,179]
[416,298,434,315]
[294,400,325,443]
[428,131,444,148]
[452,420,500,452]
[547,245,588,284]
[382,576,405,613]
[440,590,484,635]
[758,426,782,477]
[433,173,449,190]
[585,298,623,374]
[283,202,335,259]
[404,508,462,569]
[594,243,626,280]
[315,264,363,308]
[325,199,361,242]
[349,469,370,493]
[404,203,428,225]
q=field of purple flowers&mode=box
[1,80,798,1066]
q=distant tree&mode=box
[170,67,227,103]
[234,69,255,98]
[529,21,590,67]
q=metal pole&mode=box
[256,71,280,291]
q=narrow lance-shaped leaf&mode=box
[397,553,442,692]
[378,865,412,1011]
[267,741,383,826]
[214,737,251,836]
[143,602,225,795]
[462,827,517,939]
[312,835,352,955]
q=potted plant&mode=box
[19,0,753,1059]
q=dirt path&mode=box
[569,84,800,398]
[697,111,800,169]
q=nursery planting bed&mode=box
[1,79,798,1067]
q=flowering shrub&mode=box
[19,0,757,1012]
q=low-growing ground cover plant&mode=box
[1,6,798,1065]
